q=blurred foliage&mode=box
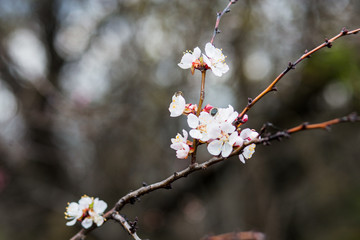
[0,0,359,240]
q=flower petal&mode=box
[221,142,233,157]
[189,129,202,139]
[81,218,93,229]
[93,198,107,214]
[187,114,199,128]
[66,218,78,226]
[239,154,245,164]
[193,47,201,58]
[207,140,222,156]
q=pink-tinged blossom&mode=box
[169,92,186,117]
[239,128,259,163]
[202,42,229,77]
[170,130,190,159]
[207,122,243,157]
[65,195,107,229]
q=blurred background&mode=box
[0,0,359,239]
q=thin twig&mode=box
[258,112,360,144]
[112,212,142,240]
[191,70,207,164]
[237,27,360,123]
[210,0,239,44]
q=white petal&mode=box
[221,122,235,134]
[240,129,259,142]
[189,129,202,139]
[93,215,105,227]
[229,132,242,146]
[204,43,216,58]
[81,218,93,229]
[66,218,78,226]
[187,114,199,128]
[79,196,92,208]
[178,53,194,69]
[93,198,107,214]
[176,148,189,159]
[199,111,212,123]
[239,154,245,163]
[182,129,188,140]
[170,142,182,150]
[193,47,201,58]
[207,123,221,139]
[66,202,81,216]
[211,67,223,77]
[221,143,233,157]
[207,140,222,156]
[202,54,211,67]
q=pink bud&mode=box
[241,114,248,123]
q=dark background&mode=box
[0,0,359,239]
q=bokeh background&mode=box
[0,0,359,239]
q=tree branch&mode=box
[258,112,360,145]
[112,212,142,240]
[69,112,359,240]
[236,27,360,123]
[210,0,239,44]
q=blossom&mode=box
[187,112,217,142]
[178,47,201,74]
[65,195,107,229]
[170,130,191,159]
[207,122,243,157]
[214,105,238,124]
[239,128,259,163]
[239,143,256,163]
[202,42,229,77]
[169,92,186,117]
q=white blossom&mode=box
[65,195,107,229]
[239,128,259,163]
[170,130,190,159]
[169,92,186,117]
[203,42,229,77]
[207,122,243,157]
[239,143,256,163]
[214,105,238,124]
[178,47,201,69]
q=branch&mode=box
[210,0,239,44]
[112,212,142,240]
[258,112,360,144]
[70,112,359,240]
[237,27,360,123]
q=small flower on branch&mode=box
[207,123,243,157]
[178,47,202,74]
[239,129,259,163]
[169,92,186,117]
[178,43,229,77]
[65,195,108,229]
[170,130,192,159]
[202,42,229,77]
[187,112,216,142]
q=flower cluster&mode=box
[65,195,107,229]
[178,42,229,77]
[169,93,258,163]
